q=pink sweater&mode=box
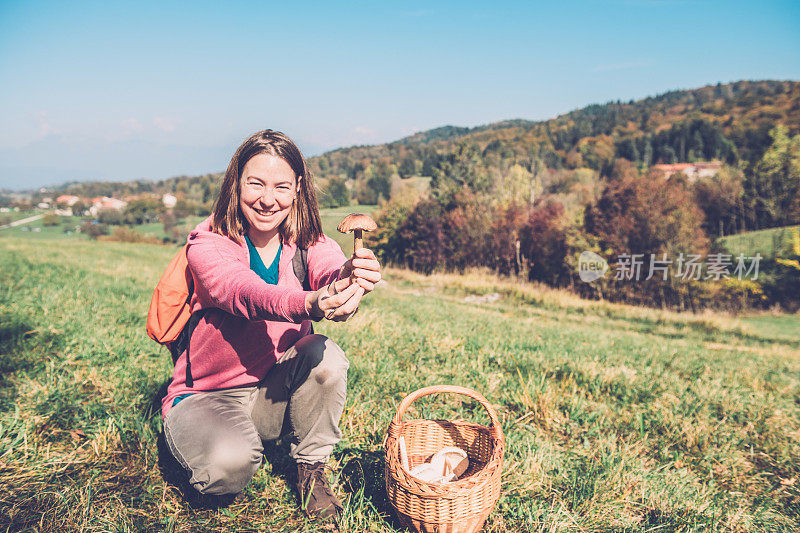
[161,216,347,418]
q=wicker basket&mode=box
[384,385,504,533]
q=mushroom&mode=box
[437,446,469,479]
[337,213,377,253]
[408,446,469,483]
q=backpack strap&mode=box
[292,246,311,291]
[292,246,314,334]
[169,308,206,388]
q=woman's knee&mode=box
[163,395,263,496]
[296,334,348,369]
[196,440,262,495]
[165,435,261,496]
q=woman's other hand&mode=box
[338,248,382,293]
[305,280,365,322]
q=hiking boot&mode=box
[296,461,343,521]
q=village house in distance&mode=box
[50,193,177,216]
[652,161,723,181]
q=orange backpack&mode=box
[146,245,194,347]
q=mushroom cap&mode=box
[337,213,377,233]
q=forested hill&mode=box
[313,79,799,183]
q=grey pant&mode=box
[163,334,349,496]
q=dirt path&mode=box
[0,214,44,230]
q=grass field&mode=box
[0,233,799,532]
[718,225,800,259]
[134,217,206,242]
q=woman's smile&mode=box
[253,207,279,217]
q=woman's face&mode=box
[239,153,299,244]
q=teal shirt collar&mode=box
[245,235,281,285]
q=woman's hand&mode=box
[305,248,380,322]
[305,280,365,322]
[338,248,382,293]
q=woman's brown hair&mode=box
[211,129,323,248]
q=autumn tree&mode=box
[123,197,163,225]
[369,196,418,265]
[744,125,800,228]
[430,143,489,198]
[440,191,492,272]
[494,164,533,205]
[585,164,708,258]
[520,198,570,285]
[490,203,530,275]
[319,177,349,208]
[398,155,417,179]
[395,200,446,274]
[71,200,88,217]
[693,166,745,237]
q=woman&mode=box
[161,129,381,520]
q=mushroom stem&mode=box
[353,229,363,252]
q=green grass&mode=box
[135,216,206,242]
[135,221,171,240]
[737,314,800,343]
[719,225,800,259]
[1,234,798,532]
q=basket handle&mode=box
[390,385,503,440]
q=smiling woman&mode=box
[160,129,382,523]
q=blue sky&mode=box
[1,0,798,190]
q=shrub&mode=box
[97,208,124,225]
[42,214,60,226]
[80,221,109,239]
[760,228,800,311]
[708,278,768,312]
[99,226,162,245]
